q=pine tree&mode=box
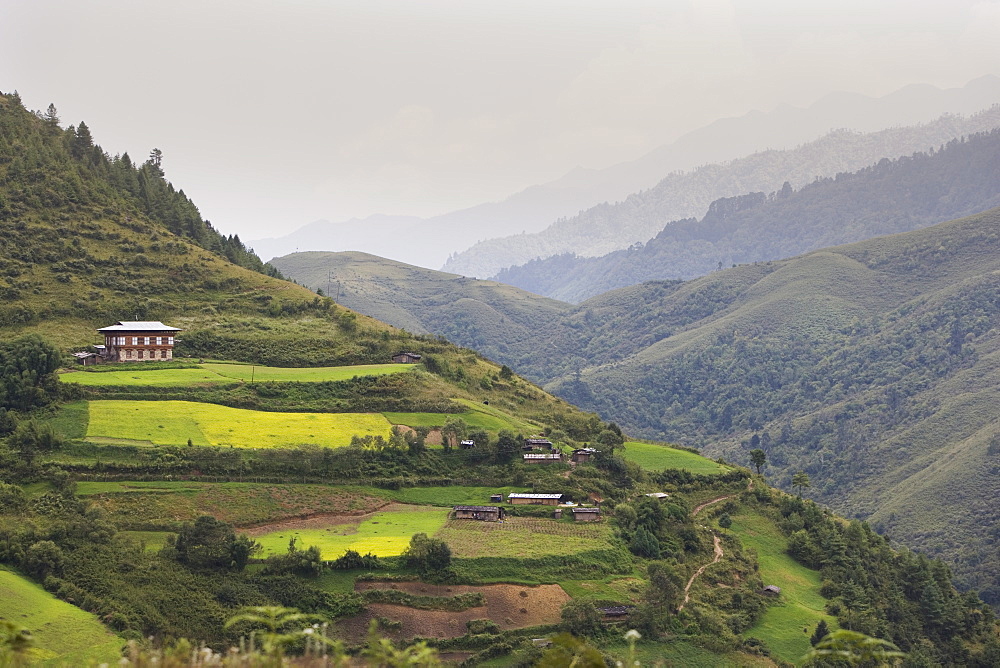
[810,619,830,646]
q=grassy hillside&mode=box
[270,250,572,369]
[0,566,123,665]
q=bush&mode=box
[330,549,381,570]
[24,540,64,578]
[402,533,452,573]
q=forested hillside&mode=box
[496,126,1000,302]
[0,93,277,279]
[445,106,1000,280]
[546,210,1000,607]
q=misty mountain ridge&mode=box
[251,76,1000,271]
[495,126,1000,302]
[448,102,1000,280]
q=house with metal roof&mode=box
[523,453,563,464]
[453,505,504,521]
[96,321,181,363]
[507,493,564,506]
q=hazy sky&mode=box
[3,0,1000,239]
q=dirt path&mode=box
[677,479,754,612]
[678,533,723,612]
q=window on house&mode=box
[156,337,162,345]
[132,337,138,345]
[168,337,174,345]
[138,350,144,359]
[126,349,133,358]
[144,337,150,345]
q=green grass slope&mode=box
[269,250,573,373]
[0,566,122,665]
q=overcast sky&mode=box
[3,0,1000,239]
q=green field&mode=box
[77,482,391,528]
[60,362,413,386]
[388,486,527,507]
[85,400,392,448]
[620,441,730,474]
[253,506,449,559]
[437,516,613,558]
[732,511,834,664]
[384,401,536,433]
[0,566,123,665]
[120,530,174,552]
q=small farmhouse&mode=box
[572,507,601,522]
[508,493,563,506]
[645,492,670,499]
[523,438,553,450]
[97,321,181,363]
[760,585,782,596]
[460,439,476,449]
[523,453,562,464]
[597,606,634,622]
[453,505,504,521]
[391,352,422,364]
[571,447,599,463]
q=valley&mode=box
[1,88,999,667]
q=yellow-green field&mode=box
[85,400,392,448]
[253,506,449,559]
[385,399,538,433]
[620,441,731,474]
[60,362,413,386]
[0,566,123,665]
[732,511,835,664]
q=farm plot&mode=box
[200,362,413,383]
[0,566,123,665]
[249,504,449,559]
[437,516,614,558]
[60,362,414,386]
[620,441,731,474]
[78,482,391,529]
[337,582,570,643]
[85,400,392,448]
[384,404,530,433]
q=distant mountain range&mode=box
[251,76,1000,271]
[495,126,1000,302]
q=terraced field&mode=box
[59,362,414,386]
[384,402,536,433]
[437,516,613,558]
[78,482,391,529]
[85,400,392,447]
[620,441,731,474]
[249,505,450,559]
